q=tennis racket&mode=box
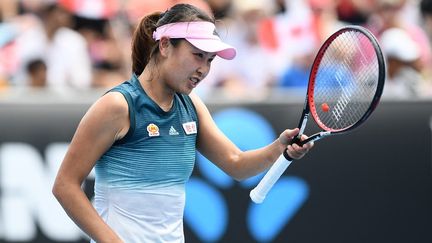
[250,25,386,204]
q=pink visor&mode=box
[152,21,236,60]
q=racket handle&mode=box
[250,153,293,204]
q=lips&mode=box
[189,77,200,88]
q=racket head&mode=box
[307,25,385,134]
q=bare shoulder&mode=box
[188,92,215,129]
[80,91,129,131]
[189,92,208,113]
[78,91,130,141]
[90,91,129,118]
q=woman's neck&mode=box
[139,67,175,112]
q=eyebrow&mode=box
[190,45,217,58]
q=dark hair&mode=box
[421,0,432,16]
[131,4,215,76]
[26,59,47,74]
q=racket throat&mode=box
[314,131,331,142]
[298,113,309,135]
[305,131,331,144]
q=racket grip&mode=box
[250,154,293,204]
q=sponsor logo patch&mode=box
[182,121,197,135]
[147,123,160,137]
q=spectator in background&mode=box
[276,0,346,89]
[0,24,17,88]
[336,0,376,25]
[12,2,92,89]
[26,58,47,88]
[0,1,37,88]
[419,0,432,96]
[74,16,129,89]
[380,27,423,98]
[0,0,18,22]
[366,0,432,76]
[125,0,212,25]
[205,0,233,19]
[421,0,432,46]
[198,0,279,100]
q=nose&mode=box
[196,63,210,78]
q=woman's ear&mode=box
[158,37,170,57]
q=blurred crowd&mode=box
[0,0,432,100]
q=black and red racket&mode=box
[250,25,386,203]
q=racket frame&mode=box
[250,25,386,204]
[285,25,386,154]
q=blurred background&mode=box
[0,0,431,242]
[0,0,431,97]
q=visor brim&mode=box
[186,38,237,60]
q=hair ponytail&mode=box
[131,12,162,76]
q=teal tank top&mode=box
[95,75,199,190]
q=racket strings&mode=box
[312,30,380,131]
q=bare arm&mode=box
[190,93,313,181]
[52,92,129,243]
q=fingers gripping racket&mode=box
[250,26,386,204]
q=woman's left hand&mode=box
[278,129,314,160]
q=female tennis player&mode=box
[52,3,313,242]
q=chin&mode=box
[184,89,193,95]
[177,88,193,95]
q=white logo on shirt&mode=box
[169,126,179,135]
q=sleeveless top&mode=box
[91,74,198,242]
